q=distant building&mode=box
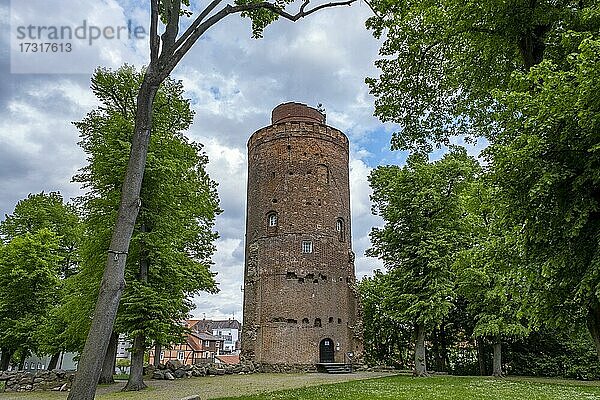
[16,352,77,372]
[116,334,131,361]
[148,331,223,365]
[189,319,242,355]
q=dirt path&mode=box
[0,372,396,400]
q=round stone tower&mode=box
[242,102,363,366]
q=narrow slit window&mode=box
[336,218,345,241]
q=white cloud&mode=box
[349,157,384,280]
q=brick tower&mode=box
[242,102,362,366]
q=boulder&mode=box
[152,370,165,380]
[164,371,175,380]
[166,360,184,371]
[173,369,186,379]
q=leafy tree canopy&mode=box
[485,37,600,355]
[366,0,600,152]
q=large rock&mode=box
[173,369,186,379]
[164,371,175,380]
[166,360,184,371]
[152,370,165,380]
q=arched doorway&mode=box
[319,338,335,363]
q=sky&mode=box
[0,0,413,321]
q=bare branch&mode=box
[162,0,182,53]
[150,0,160,63]
[173,0,223,52]
[362,0,381,18]
[299,0,310,14]
[241,0,356,22]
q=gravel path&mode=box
[0,372,396,400]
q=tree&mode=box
[368,147,480,375]
[0,230,62,369]
[485,36,600,360]
[116,358,131,375]
[0,192,80,278]
[70,1,358,397]
[359,271,412,368]
[365,0,598,152]
[0,192,80,370]
[454,180,529,376]
[71,66,220,391]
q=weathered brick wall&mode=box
[242,103,363,365]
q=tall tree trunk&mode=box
[47,352,60,370]
[0,348,12,371]
[66,73,160,400]
[440,322,448,372]
[124,234,149,391]
[587,303,600,362]
[99,332,119,384]
[123,333,147,391]
[492,336,503,377]
[414,323,428,377]
[432,327,442,372]
[476,337,487,376]
[153,344,162,367]
[517,25,550,69]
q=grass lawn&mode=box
[1,373,600,400]
[213,375,600,400]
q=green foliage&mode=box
[365,0,600,371]
[359,271,412,367]
[0,192,80,362]
[236,0,293,38]
[0,192,80,277]
[454,180,529,342]
[368,147,480,329]
[486,36,600,332]
[116,357,131,375]
[0,229,62,360]
[67,65,220,350]
[505,327,600,380]
[365,0,600,152]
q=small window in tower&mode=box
[336,218,345,242]
[328,317,334,324]
[314,318,322,327]
[302,240,313,254]
[267,212,278,227]
[302,318,309,324]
